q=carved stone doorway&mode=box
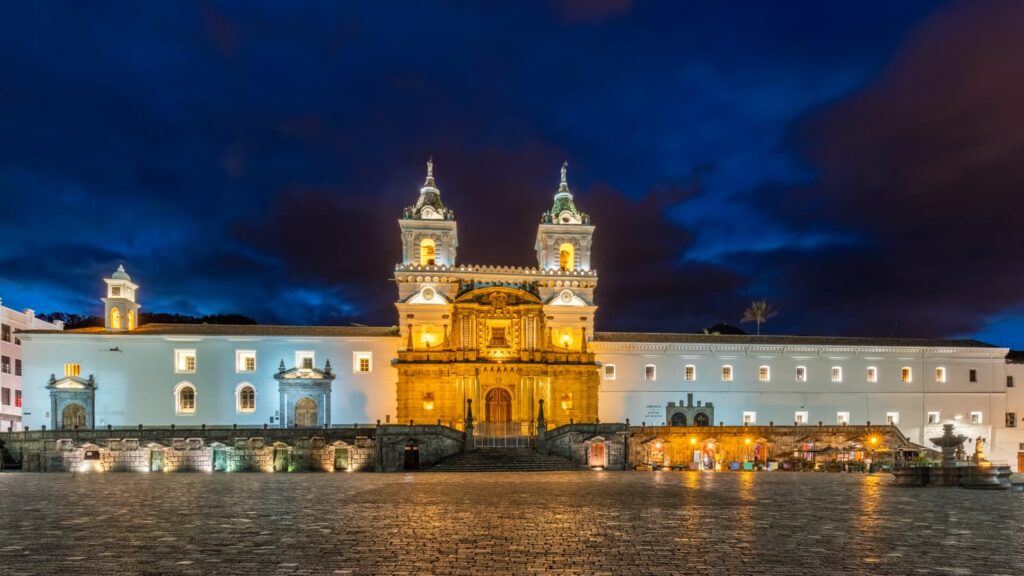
[62,403,86,429]
[485,388,512,423]
[295,397,317,428]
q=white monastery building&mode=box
[0,300,62,432]
[17,162,1024,469]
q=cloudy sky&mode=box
[1,1,1022,345]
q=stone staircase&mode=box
[428,448,581,472]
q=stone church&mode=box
[15,160,1022,468]
[394,161,598,431]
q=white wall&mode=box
[21,333,399,428]
[592,341,1015,466]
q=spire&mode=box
[541,160,589,225]
[424,157,435,188]
[402,157,453,220]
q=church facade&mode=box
[16,162,1024,468]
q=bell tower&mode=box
[102,264,141,331]
[399,159,458,267]
[535,162,595,271]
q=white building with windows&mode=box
[15,161,1024,469]
[0,300,62,431]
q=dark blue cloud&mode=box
[6,1,1023,346]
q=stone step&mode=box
[428,448,580,472]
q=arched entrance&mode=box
[588,440,607,468]
[693,412,710,426]
[294,397,317,428]
[485,388,512,423]
[62,403,86,430]
[670,412,687,426]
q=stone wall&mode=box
[375,424,465,472]
[543,423,630,469]
[1,424,461,473]
[628,424,913,469]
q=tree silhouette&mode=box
[741,299,778,335]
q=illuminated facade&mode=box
[13,161,1024,469]
[394,161,599,429]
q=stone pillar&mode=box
[464,399,475,452]
[536,399,547,452]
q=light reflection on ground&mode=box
[0,471,1020,575]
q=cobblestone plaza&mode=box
[1,472,1022,575]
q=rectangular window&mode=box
[295,351,315,371]
[837,411,850,425]
[927,411,940,424]
[866,367,878,383]
[354,352,372,373]
[14,359,21,376]
[795,366,806,382]
[1007,412,1017,428]
[490,326,508,347]
[969,369,978,383]
[175,349,197,373]
[1008,375,1015,388]
[684,365,696,381]
[644,364,656,381]
[603,364,616,380]
[742,411,756,425]
[111,286,121,296]
[0,388,9,406]
[970,411,982,425]
[14,390,21,408]
[831,367,843,383]
[0,325,9,342]
[0,356,8,374]
[721,365,733,381]
[901,367,912,383]
[794,411,808,425]
[236,350,257,373]
[758,366,770,382]
[935,367,946,383]
[64,363,81,377]
[886,411,899,425]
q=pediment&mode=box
[548,289,588,307]
[406,285,450,305]
[276,367,335,381]
[47,375,96,390]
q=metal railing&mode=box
[474,422,535,448]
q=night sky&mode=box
[2,1,1023,346]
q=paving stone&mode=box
[0,471,1022,575]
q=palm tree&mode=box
[741,299,778,335]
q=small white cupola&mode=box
[102,264,141,331]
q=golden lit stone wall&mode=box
[395,285,600,427]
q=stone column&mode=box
[536,399,547,452]
[464,399,475,452]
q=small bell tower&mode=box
[102,264,141,331]
[536,162,595,271]
[399,159,458,267]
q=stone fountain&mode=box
[892,423,1011,489]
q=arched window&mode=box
[236,383,256,413]
[127,310,136,330]
[174,382,196,415]
[109,306,122,329]
[420,238,436,266]
[558,243,575,271]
